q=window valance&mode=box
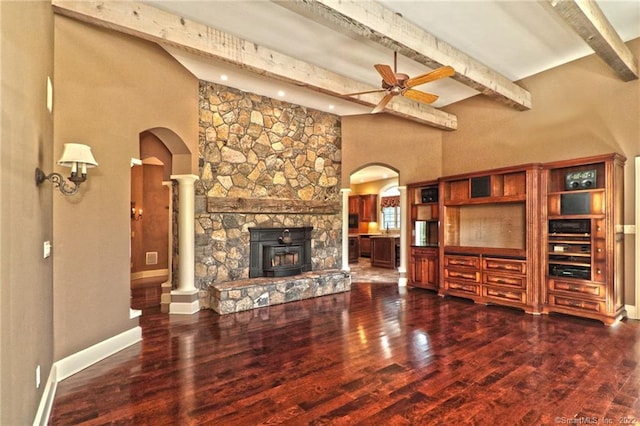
[381,196,400,208]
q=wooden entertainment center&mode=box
[407,153,625,324]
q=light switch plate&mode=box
[43,241,51,258]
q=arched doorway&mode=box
[130,128,197,314]
[346,164,404,284]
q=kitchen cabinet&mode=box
[348,236,359,263]
[371,236,399,269]
[360,194,378,222]
[348,196,360,215]
[359,235,372,258]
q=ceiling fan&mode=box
[347,52,455,113]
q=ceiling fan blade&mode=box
[371,93,395,114]
[405,66,455,88]
[374,64,399,86]
[344,89,386,96]
[404,89,439,104]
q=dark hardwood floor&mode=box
[50,281,640,425]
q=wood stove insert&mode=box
[249,227,313,278]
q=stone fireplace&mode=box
[193,81,347,311]
[249,227,312,278]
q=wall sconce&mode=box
[35,143,98,196]
[131,202,143,221]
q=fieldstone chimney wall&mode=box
[193,81,343,303]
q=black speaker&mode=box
[421,187,438,203]
[565,170,597,190]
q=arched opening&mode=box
[130,128,192,313]
[347,164,402,283]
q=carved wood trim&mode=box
[206,197,341,214]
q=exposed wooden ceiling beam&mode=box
[548,0,638,81]
[274,0,533,111]
[51,0,457,130]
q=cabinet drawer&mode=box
[547,294,605,314]
[483,257,526,275]
[483,287,526,304]
[444,255,479,269]
[548,279,606,299]
[444,268,480,282]
[411,247,437,256]
[444,280,480,296]
[484,272,525,288]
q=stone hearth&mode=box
[210,270,350,314]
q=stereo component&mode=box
[565,169,597,190]
[420,187,439,203]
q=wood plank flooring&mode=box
[50,282,640,425]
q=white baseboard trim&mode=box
[32,326,141,425]
[625,304,638,320]
[131,269,169,280]
[56,326,142,381]
[32,364,58,426]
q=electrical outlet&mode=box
[36,365,41,388]
[43,241,51,259]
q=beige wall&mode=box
[342,113,443,186]
[0,1,55,424]
[52,16,199,360]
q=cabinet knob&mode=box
[597,269,602,275]
[597,248,602,253]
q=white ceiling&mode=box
[147,0,639,117]
[141,0,639,182]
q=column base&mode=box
[170,289,200,315]
[398,268,407,287]
[160,282,172,314]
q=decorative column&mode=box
[341,188,352,273]
[169,174,200,314]
[398,185,408,286]
[160,180,173,314]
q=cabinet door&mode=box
[348,196,360,215]
[360,194,378,222]
[410,249,438,290]
[426,254,438,289]
[360,236,371,257]
[371,238,395,268]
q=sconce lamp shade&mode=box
[36,143,98,195]
[57,143,98,168]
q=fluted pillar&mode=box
[169,174,199,314]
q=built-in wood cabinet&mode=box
[542,153,625,324]
[403,154,624,324]
[407,181,439,289]
[410,247,439,290]
[438,164,542,314]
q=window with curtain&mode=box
[381,186,400,230]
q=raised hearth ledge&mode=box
[209,270,351,315]
[206,196,340,214]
